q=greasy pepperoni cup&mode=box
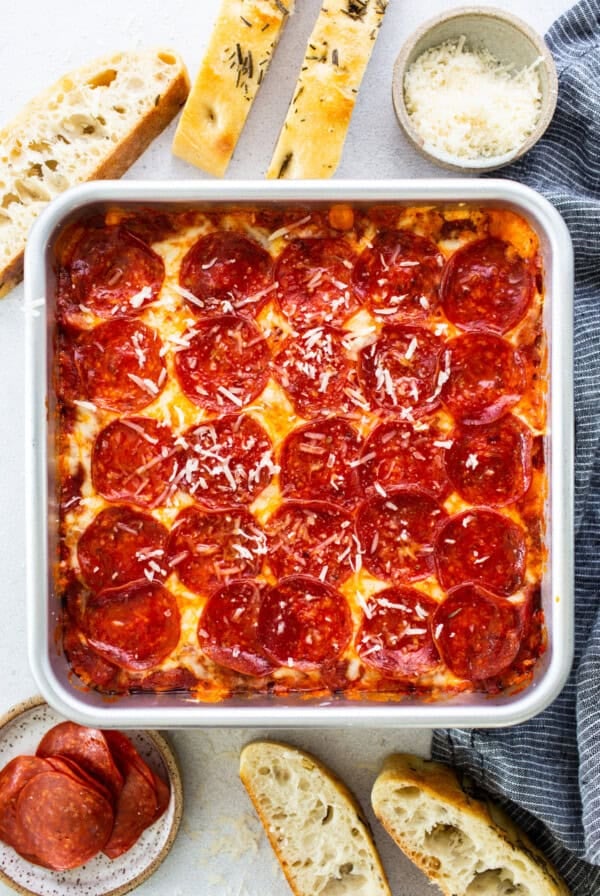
[353,230,443,321]
[357,488,448,583]
[441,332,527,425]
[275,236,360,327]
[435,508,527,597]
[198,579,274,677]
[180,414,276,509]
[358,325,444,417]
[56,222,165,323]
[444,415,533,506]
[356,587,440,677]
[74,319,166,414]
[265,500,355,586]
[174,314,270,412]
[77,505,169,593]
[168,505,266,595]
[257,575,352,671]
[91,417,180,509]
[273,326,362,419]
[83,582,181,671]
[432,584,523,681]
[441,237,534,335]
[359,419,451,500]
[179,230,274,317]
[279,416,364,507]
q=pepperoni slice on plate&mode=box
[359,325,444,417]
[435,509,527,597]
[15,770,114,870]
[179,230,274,317]
[441,237,534,334]
[432,584,523,680]
[353,230,443,321]
[198,579,274,676]
[0,756,50,852]
[174,315,270,412]
[280,417,364,506]
[168,505,266,594]
[91,417,180,508]
[359,420,451,499]
[180,414,275,508]
[257,575,352,670]
[441,332,526,425]
[275,237,360,327]
[445,415,533,506]
[356,586,440,677]
[357,488,448,583]
[57,223,164,322]
[265,500,355,586]
[77,505,169,595]
[36,723,123,805]
[74,319,166,413]
[102,758,160,860]
[273,326,361,418]
[83,582,180,671]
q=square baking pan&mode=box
[24,179,574,729]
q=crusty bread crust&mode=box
[0,48,189,298]
[371,753,571,896]
[267,0,388,179]
[240,740,391,896]
[172,0,293,176]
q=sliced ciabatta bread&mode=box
[0,48,190,297]
[371,753,570,896]
[240,740,391,896]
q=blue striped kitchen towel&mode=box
[432,2,600,894]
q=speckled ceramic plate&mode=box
[0,697,183,896]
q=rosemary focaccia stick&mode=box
[172,0,294,176]
[267,0,388,179]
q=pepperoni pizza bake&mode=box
[54,200,547,703]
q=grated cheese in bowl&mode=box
[403,36,542,162]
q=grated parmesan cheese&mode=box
[404,37,542,160]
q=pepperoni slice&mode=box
[432,584,523,680]
[441,333,526,424]
[356,587,440,677]
[357,488,448,583]
[168,505,266,595]
[37,723,123,805]
[441,238,534,334]
[91,417,180,508]
[74,319,166,413]
[102,759,160,860]
[63,624,120,691]
[444,415,533,506]
[275,237,360,327]
[265,500,355,586]
[0,756,50,852]
[280,417,364,506]
[359,325,444,417]
[353,230,443,321]
[179,230,274,317]
[83,583,180,671]
[77,505,169,593]
[198,579,274,676]
[57,223,164,322]
[15,770,113,870]
[257,575,352,670]
[174,315,270,412]
[359,420,451,499]
[180,414,275,508]
[435,509,526,597]
[273,326,362,418]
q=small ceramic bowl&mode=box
[392,6,558,173]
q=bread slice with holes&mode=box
[0,48,189,298]
[371,754,571,896]
[172,0,294,176]
[240,740,391,896]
